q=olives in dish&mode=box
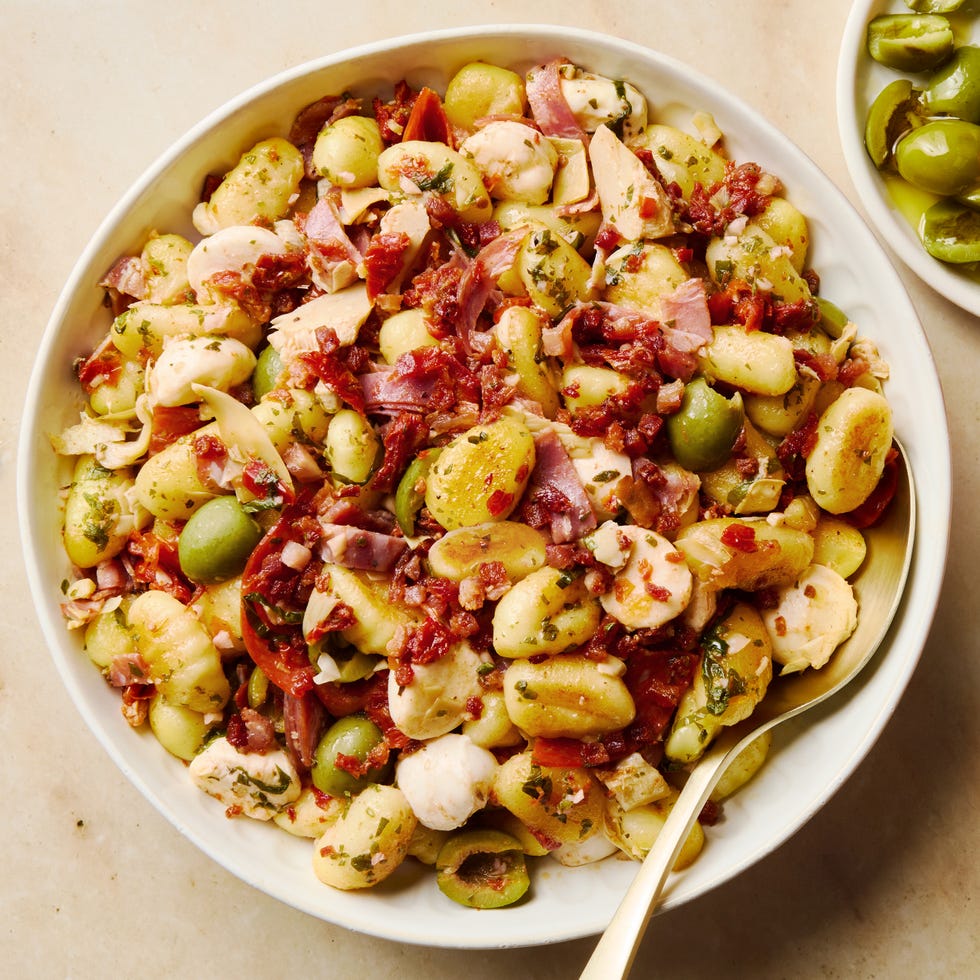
[864,6,980,266]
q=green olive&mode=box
[666,378,745,472]
[864,79,923,169]
[816,296,849,339]
[906,0,964,15]
[895,119,980,195]
[393,448,441,535]
[177,495,263,584]
[435,829,530,909]
[252,345,284,401]
[956,183,980,209]
[311,714,391,797]
[867,15,954,73]
[923,45,980,122]
[920,198,980,262]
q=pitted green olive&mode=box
[867,15,954,73]
[895,119,980,196]
[920,198,980,261]
[666,378,745,472]
[252,345,284,401]
[311,714,391,797]
[923,45,980,122]
[907,0,964,12]
[864,79,923,169]
[435,829,530,908]
[177,495,263,584]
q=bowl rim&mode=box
[18,22,952,948]
[836,0,980,315]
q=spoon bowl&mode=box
[582,439,916,979]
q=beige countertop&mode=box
[2,2,977,976]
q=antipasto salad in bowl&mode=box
[49,50,899,911]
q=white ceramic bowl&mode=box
[838,0,980,314]
[19,25,951,949]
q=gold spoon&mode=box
[581,439,915,980]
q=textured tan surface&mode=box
[2,2,977,976]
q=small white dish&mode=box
[19,24,951,949]
[838,0,980,314]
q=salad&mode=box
[53,54,897,908]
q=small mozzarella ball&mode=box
[600,526,693,629]
[761,564,858,674]
[186,224,288,301]
[148,335,256,407]
[560,71,648,140]
[396,733,498,831]
[188,736,300,820]
[387,641,486,740]
[461,121,559,204]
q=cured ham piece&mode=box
[99,254,146,304]
[360,367,437,414]
[319,524,408,572]
[525,428,596,543]
[526,59,589,141]
[301,196,363,292]
[456,228,526,352]
[658,278,713,354]
[108,653,151,688]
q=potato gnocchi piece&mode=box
[503,653,635,738]
[63,455,148,569]
[675,516,815,591]
[127,589,231,713]
[141,233,194,305]
[443,61,526,132]
[425,417,536,530]
[312,785,417,890]
[492,566,602,659]
[192,137,305,236]
[427,520,547,583]
[304,565,416,657]
[805,387,894,515]
[665,603,774,763]
[273,787,344,839]
[111,300,257,360]
[699,324,798,397]
[492,751,605,846]
[605,792,705,868]
[633,123,727,201]
[377,140,492,223]
[148,695,211,761]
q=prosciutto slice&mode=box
[319,524,408,572]
[658,278,713,353]
[456,228,526,353]
[301,196,363,292]
[360,367,437,414]
[526,59,589,141]
[526,428,596,543]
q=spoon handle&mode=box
[580,730,744,980]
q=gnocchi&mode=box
[53,54,902,911]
